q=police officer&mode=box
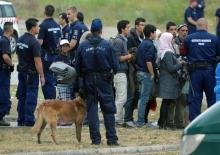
[197,0,205,18]
[184,0,200,34]
[58,12,70,40]
[0,22,14,126]
[184,18,220,121]
[75,18,119,145]
[38,5,61,99]
[16,18,45,126]
[77,11,89,33]
[215,8,220,41]
[66,6,83,64]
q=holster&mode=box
[27,69,37,84]
[17,64,27,72]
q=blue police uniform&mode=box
[61,24,70,40]
[81,23,89,33]
[184,6,200,34]
[197,0,205,18]
[0,27,3,36]
[16,32,41,126]
[216,8,220,41]
[75,34,119,145]
[38,18,61,99]
[185,30,220,121]
[0,36,12,120]
[68,20,83,63]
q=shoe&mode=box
[0,119,10,126]
[116,121,125,127]
[146,122,158,129]
[107,142,119,146]
[124,121,136,128]
[136,122,146,128]
[17,122,24,126]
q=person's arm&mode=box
[114,38,132,62]
[34,57,45,86]
[163,52,182,73]
[37,23,45,46]
[38,39,43,46]
[69,39,77,50]
[144,44,155,78]
[187,17,197,26]
[146,62,154,79]
[2,54,12,65]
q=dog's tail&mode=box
[31,103,45,133]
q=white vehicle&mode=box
[0,1,20,53]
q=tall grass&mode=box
[12,0,219,30]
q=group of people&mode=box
[0,0,220,146]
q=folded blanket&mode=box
[49,61,77,84]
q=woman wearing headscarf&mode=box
[157,32,185,129]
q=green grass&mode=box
[11,0,219,31]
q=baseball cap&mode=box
[91,18,102,32]
[60,39,70,46]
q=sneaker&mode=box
[116,121,125,127]
[146,122,158,129]
[124,121,136,128]
[136,122,146,128]
[0,119,10,126]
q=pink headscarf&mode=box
[157,32,174,60]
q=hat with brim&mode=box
[60,39,70,46]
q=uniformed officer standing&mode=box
[75,19,119,145]
[215,8,220,41]
[16,18,45,126]
[0,22,14,126]
[38,5,61,99]
[66,6,83,64]
[58,12,70,40]
[184,18,220,121]
[184,0,200,34]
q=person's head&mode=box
[196,18,208,31]
[58,13,68,26]
[3,22,13,36]
[44,5,55,17]
[166,21,177,37]
[67,6,77,23]
[158,32,174,56]
[60,39,70,54]
[25,18,39,35]
[177,24,188,39]
[143,24,156,40]
[117,20,130,36]
[135,17,146,34]
[90,18,103,35]
[77,12,84,23]
[190,0,198,8]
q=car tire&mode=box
[10,34,18,54]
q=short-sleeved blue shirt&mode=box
[81,23,89,34]
[17,33,41,70]
[38,18,61,52]
[68,20,83,51]
[61,24,70,40]
[184,7,200,34]
[185,30,220,64]
[136,38,157,72]
[0,36,11,64]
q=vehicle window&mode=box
[2,5,15,17]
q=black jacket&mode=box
[127,28,144,50]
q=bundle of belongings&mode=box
[49,61,77,85]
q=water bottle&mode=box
[214,63,220,101]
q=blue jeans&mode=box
[136,71,153,125]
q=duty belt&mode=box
[0,63,10,70]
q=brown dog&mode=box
[31,95,86,144]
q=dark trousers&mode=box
[158,99,175,128]
[188,68,215,121]
[85,75,118,144]
[0,69,11,119]
[41,59,56,100]
[17,72,39,126]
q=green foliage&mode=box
[11,0,219,28]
